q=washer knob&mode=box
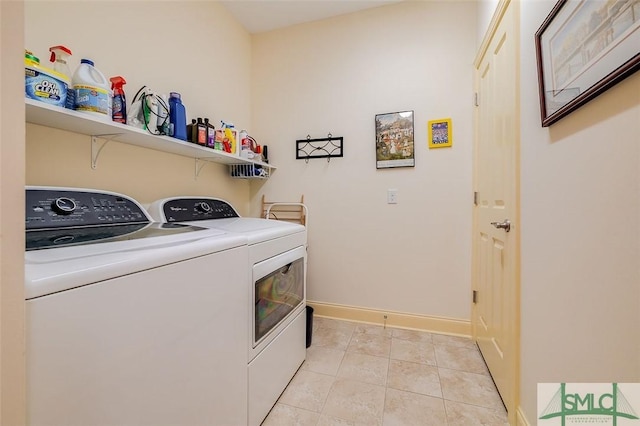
[197,202,212,213]
[52,197,77,215]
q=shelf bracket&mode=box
[194,158,207,179]
[91,133,123,169]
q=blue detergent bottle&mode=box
[169,92,187,140]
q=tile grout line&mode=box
[316,320,356,425]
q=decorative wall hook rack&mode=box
[296,134,343,163]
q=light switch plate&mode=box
[387,189,398,204]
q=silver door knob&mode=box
[490,219,511,232]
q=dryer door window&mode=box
[254,251,304,346]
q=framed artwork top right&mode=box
[535,0,640,127]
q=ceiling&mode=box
[220,0,403,34]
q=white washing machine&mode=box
[25,187,249,426]
[148,197,307,426]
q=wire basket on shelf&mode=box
[229,164,270,179]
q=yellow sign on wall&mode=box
[428,118,452,149]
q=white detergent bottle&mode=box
[72,58,111,120]
[49,45,74,109]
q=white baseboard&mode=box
[307,300,471,337]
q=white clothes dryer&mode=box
[148,196,307,426]
[25,187,249,426]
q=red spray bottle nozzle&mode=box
[49,45,72,63]
[110,76,127,90]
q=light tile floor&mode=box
[262,317,508,426]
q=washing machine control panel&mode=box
[162,198,239,222]
[26,188,149,230]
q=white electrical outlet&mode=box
[387,189,398,204]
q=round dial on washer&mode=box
[197,201,212,213]
[52,197,77,215]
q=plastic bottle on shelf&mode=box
[72,58,111,120]
[48,45,74,109]
[195,118,206,146]
[168,92,187,140]
[239,129,249,150]
[205,118,215,148]
[221,121,237,155]
[187,119,197,143]
[110,76,127,124]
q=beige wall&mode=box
[1,0,26,424]
[518,0,640,422]
[25,1,254,212]
[251,1,477,321]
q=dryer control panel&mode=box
[162,198,239,222]
[26,188,149,230]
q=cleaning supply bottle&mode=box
[222,122,237,155]
[72,58,111,120]
[110,76,127,124]
[168,92,187,140]
[187,119,197,143]
[48,45,74,109]
[205,118,215,148]
[239,129,249,151]
[25,50,69,108]
[195,118,207,146]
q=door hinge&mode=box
[473,191,478,206]
[474,92,479,107]
[472,290,478,304]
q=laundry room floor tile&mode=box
[347,331,392,358]
[387,359,442,398]
[336,352,389,387]
[434,343,489,375]
[389,337,437,366]
[322,378,386,425]
[444,400,509,426]
[382,388,447,426]
[438,368,506,411]
[312,318,356,351]
[302,346,346,376]
[277,370,335,413]
[262,317,507,426]
[261,403,320,426]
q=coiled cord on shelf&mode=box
[131,86,170,136]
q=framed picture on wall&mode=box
[428,118,452,149]
[375,110,415,169]
[535,0,640,127]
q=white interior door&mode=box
[472,0,520,421]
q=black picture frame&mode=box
[535,0,640,127]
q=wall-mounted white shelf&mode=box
[25,98,275,178]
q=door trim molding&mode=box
[516,407,531,426]
[474,0,511,67]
